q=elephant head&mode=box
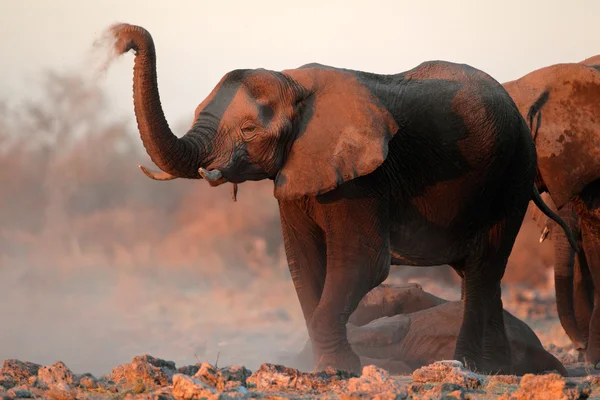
[109,24,398,200]
[502,59,600,210]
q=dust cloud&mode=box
[0,66,306,376]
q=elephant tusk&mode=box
[138,165,178,181]
[232,183,238,202]
[539,226,550,243]
[198,167,223,181]
[198,167,228,187]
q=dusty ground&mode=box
[2,265,600,399]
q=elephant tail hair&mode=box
[531,184,580,253]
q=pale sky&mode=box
[1,0,598,130]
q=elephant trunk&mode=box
[111,23,204,178]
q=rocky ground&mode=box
[2,267,600,399]
[1,353,598,399]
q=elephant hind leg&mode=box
[454,218,523,375]
[455,261,510,375]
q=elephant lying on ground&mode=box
[106,23,577,374]
[291,283,567,376]
[530,192,595,359]
[503,56,600,366]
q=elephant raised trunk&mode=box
[110,23,206,179]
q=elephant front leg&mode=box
[573,254,594,345]
[572,185,600,368]
[279,201,327,370]
[308,198,391,374]
[580,221,600,368]
[552,224,587,352]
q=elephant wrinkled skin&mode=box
[106,23,577,374]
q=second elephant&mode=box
[504,55,600,365]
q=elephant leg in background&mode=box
[573,180,600,367]
[552,206,587,352]
[574,253,594,348]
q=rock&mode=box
[0,360,41,389]
[0,361,40,384]
[172,374,216,400]
[219,366,252,390]
[486,375,521,387]
[442,389,466,400]
[177,365,201,377]
[193,363,221,389]
[502,373,591,400]
[6,386,33,398]
[0,378,14,391]
[407,383,430,397]
[25,376,45,390]
[37,361,74,387]
[345,365,407,397]
[135,355,176,371]
[111,355,174,387]
[247,363,354,393]
[123,387,175,400]
[412,361,483,390]
[188,363,252,393]
[45,382,76,400]
[75,373,98,389]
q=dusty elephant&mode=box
[293,283,567,376]
[504,56,600,366]
[529,192,595,358]
[106,23,577,374]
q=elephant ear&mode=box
[274,67,399,200]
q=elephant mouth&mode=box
[198,168,228,187]
[198,166,271,186]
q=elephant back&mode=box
[504,63,600,209]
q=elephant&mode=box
[529,192,595,359]
[107,23,577,374]
[289,283,568,377]
[503,56,600,366]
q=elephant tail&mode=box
[531,184,580,253]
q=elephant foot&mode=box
[454,354,511,376]
[585,347,600,369]
[314,348,362,374]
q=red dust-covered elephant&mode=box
[504,55,600,366]
[104,23,577,375]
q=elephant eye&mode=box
[241,124,258,141]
